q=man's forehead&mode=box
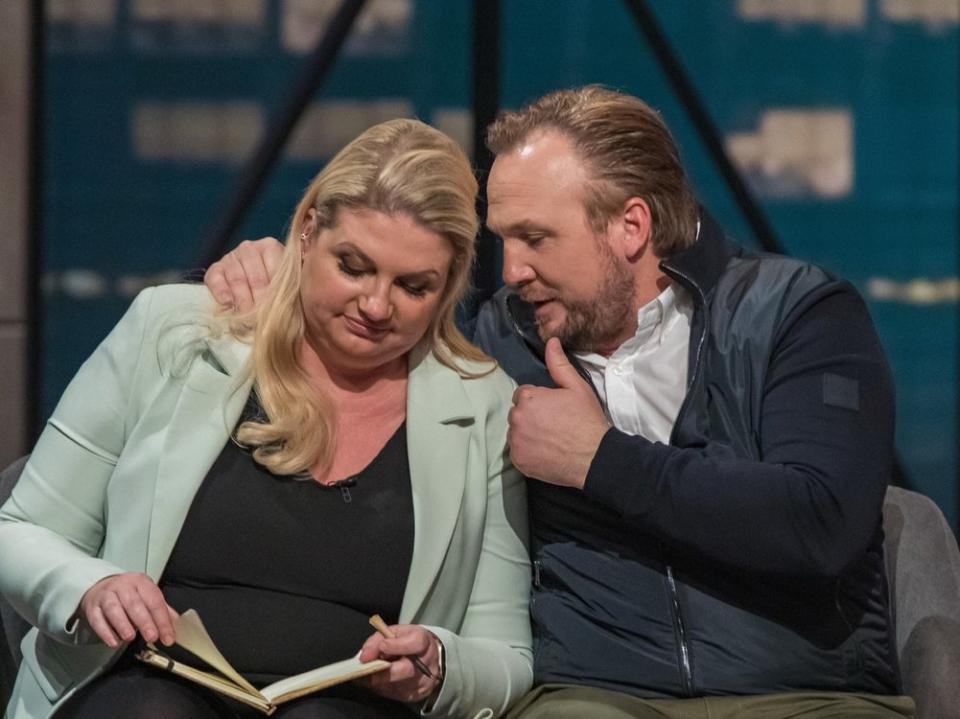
[489,130,590,194]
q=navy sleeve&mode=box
[583,285,894,578]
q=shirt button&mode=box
[612,366,623,376]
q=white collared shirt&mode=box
[574,283,693,443]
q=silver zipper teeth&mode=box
[666,564,693,693]
[661,261,702,694]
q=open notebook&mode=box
[136,609,390,715]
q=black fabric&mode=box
[470,208,899,697]
[159,420,414,685]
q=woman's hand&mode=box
[78,573,178,649]
[357,623,443,704]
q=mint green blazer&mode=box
[0,285,532,719]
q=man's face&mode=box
[486,130,636,354]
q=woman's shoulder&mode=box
[135,282,216,318]
[444,353,516,406]
[118,283,218,343]
[115,283,224,367]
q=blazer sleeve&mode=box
[0,287,161,643]
[423,375,533,718]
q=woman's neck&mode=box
[299,342,408,409]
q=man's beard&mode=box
[538,251,636,352]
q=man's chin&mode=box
[533,313,564,343]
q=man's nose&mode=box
[501,243,535,285]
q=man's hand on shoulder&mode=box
[508,337,610,488]
[204,237,284,311]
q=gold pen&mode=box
[369,614,434,679]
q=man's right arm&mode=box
[204,237,285,311]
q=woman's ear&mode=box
[301,208,319,251]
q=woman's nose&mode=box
[358,284,393,321]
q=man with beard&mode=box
[206,87,913,718]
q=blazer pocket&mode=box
[21,629,112,703]
[21,631,74,702]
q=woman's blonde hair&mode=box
[233,118,487,477]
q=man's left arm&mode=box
[511,284,895,578]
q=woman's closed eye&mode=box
[397,280,428,298]
[337,258,368,277]
[338,258,429,299]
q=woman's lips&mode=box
[344,315,390,338]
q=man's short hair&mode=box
[486,85,699,257]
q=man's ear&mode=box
[621,197,652,260]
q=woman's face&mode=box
[299,207,454,375]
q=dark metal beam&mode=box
[471,0,501,309]
[621,0,784,256]
[199,0,368,268]
[27,0,45,443]
[621,0,917,492]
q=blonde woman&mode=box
[0,119,532,719]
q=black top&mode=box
[160,415,414,685]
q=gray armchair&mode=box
[883,486,960,719]
[1,457,958,715]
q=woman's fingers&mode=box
[359,660,430,703]
[84,604,121,649]
[357,624,441,702]
[79,572,176,648]
[137,582,176,645]
[99,590,139,643]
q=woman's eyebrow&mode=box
[335,242,442,278]
[333,242,374,264]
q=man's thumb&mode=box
[545,337,580,389]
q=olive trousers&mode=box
[506,685,915,719]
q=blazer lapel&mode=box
[400,343,475,622]
[145,335,252,578]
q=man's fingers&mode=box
[512,384,537,406]
[221,253,256,312]
[204,264,233,306]
[234,240,273,303]
[258,236,285,278]
[544,337,581,390]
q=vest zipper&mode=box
[658,262,706,695]
[665,563,694,695]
